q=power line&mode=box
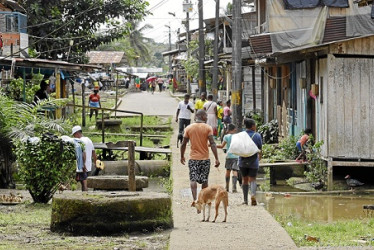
[0,0,135,61]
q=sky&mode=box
[142,0,233,45]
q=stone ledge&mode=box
[87,175,148,191]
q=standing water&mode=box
[258,193,374,222]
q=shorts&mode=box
[76,172,88,181]
[188,159,210,184]
[240,167,258,178]
[225,158,239,171]
[223,116,231,124]
[296,141,302,151]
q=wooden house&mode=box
[0,0,28,57]
[248,0,374,188]
[204,10,263,113]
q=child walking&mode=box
[217,123,239,193]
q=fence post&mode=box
[101,109,105,143]
[128,140,136,191]
[140,114,144,146]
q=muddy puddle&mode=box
[258,192,374,222]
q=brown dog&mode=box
[191,185,228,222]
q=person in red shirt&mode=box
[296,128,312,162]
[89,89,101,120]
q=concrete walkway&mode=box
[116,91,178,116]
[118,91,296,249]
[165,94,296,250]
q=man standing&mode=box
[180,110,220,203]
[194,92,207,112]
[239,118,262,205]
[72,125,97,191]
[176,94,194,136]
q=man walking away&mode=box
[176,94,194,137]
[239,118,262,205]
[180,110,220,203]
[72,126,97,191]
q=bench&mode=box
[260,161,309,185]
[94,142,172,160]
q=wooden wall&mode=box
[243,66,262,115]
[317,58,329,157]
[325,55,374,159]
[329,36,374,56]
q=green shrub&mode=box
[277,136,299,160]
[246,110,264,127]
[258,120,279,143]
[304,140,326,184]
[15,136,77,203]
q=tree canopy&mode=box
[19,0,149,62]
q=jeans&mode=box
[178,118,191,135]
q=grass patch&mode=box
[276,215,374,247]
[121,116,164,127]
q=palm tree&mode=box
[97,22,154,66]
[127,22,154,65]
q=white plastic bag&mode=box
[228,131,259,157]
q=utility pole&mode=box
[166,24,172,75]
[212,0,220,101]
[184,1,192,94]
[232,0,243,131]
[198,0,206,94]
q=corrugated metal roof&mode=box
[0,56,101,71]
[88,51,124,64]
[323,16,348,43]
[0,0,26,13]
[249,35,272,55]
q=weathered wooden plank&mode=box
[370,59,374,159]
[343,58,353,158]
[361,37,370,55]
[370,37,374,56]
[260,161,308,167]
[352,58,361,157]
[353,39,362,54]
[319,58,328,156]
[327,54,336,158]
[335,58,345,157]
[360,59,370,158]
[330,161,374,167]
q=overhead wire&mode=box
[0,0,136,61]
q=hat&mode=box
[71,125,82,135]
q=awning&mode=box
[0,57,101,71]
[162,49,180,57]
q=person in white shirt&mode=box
[72,125,97,191]
[176,94,195,136]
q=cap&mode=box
[71,125,82,135]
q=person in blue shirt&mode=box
[217,123,239,193]
[239,118,262,206]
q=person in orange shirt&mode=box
[296,128,312,162]
[180,110,220,203]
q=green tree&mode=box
[19,0,149,62]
